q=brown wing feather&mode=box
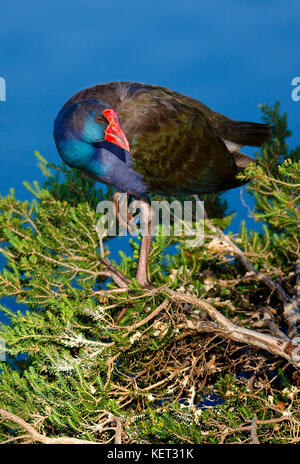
[116,85,241,194]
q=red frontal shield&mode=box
[103,109,130,151]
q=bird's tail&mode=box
[225,120,272,147]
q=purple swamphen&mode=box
[54,81,271,287]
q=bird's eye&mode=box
[95,115,103,123]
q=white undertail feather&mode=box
[223,139,243,153]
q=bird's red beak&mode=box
[103,109,130,152]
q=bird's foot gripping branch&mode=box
[96,191,205,287]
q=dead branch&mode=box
[113,415,122,444]
[250,414,260,444]
[100,258,132,287]
[284,260,300,340]
[167,289,300,369]
[0,408,97,444]
[116,299,169,333]
[220,415,295,443]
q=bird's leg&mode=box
[112,191,133,233]
[113,192,152,288]
[135,200,153,288]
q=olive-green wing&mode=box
[118,86,240,194]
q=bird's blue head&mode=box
[53,98,130,170]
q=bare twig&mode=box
[284,260,300,340]
[0,408,98,444]
[167,289,300,369]
[113,415,122,444]
[100,258,132,287]
[94,288,130,297]
[117,299,169,334]
[250,414,260,444]
[104,354,121,390]
[220,415,294,443]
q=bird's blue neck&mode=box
[54,136,149,197]
[55,137,109,179]
[55,138,94,169]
